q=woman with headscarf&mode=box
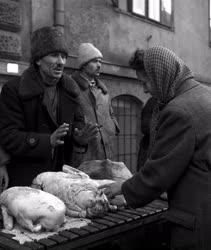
[99,46,211,250]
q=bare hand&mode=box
[73,122,100,145]
[98,180,125,199]
[0,165,9,192]
[50,123,69,148]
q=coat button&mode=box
[29,138,36,144]
[26,136,38,147]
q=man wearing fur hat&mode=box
[0,27,98,187]
[71,43,119,166]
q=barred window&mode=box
[112,95,143,174]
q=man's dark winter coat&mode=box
[0,67,84,186]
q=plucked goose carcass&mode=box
[0,186,66,232]
[78,159,132,207]
[78,159,132,181]
[32,166,117,218]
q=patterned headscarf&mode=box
[143,46,194,156]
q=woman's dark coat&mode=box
[0,67,84,187]
[137,97,156,170]
[122,80,211,249]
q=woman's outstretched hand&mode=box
[98,180,127,206]
[98,180,125,199]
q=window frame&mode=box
[127,0,174,30]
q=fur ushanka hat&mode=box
[31,26,69,63]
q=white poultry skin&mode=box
[0,187,66,232]
[78,159,132,207]
[32,166,117,218]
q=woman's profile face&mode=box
[136,70,153,96]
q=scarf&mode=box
[143,46,194,157]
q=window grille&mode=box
[112,95,143,173]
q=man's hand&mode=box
[73,122,100,145]
[0,165,9,192]
[98,180,125,199]
[50,123,69,148]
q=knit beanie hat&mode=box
[78,43,103,68]
[31,26,69,63]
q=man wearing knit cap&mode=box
[71,43,119,166]
[0,27,98,187]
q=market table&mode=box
[0,199,169,250]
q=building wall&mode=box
[0,0,54,88]
[64,0,211,83]
[0,0,31,88]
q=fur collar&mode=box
[72,71,108,94]
[19,66,80,100]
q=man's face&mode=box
[37,52,67,80]
[83,58,102,77]
[136,70,153,96]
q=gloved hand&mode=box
[0,165,9,192]
[73,122,100,145]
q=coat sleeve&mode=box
[122,105,195,208]
[0,145,10,166]
[0,83,52,159]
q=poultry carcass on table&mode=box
[0,187,66,232]
[78,159,133,206]
[78,159,132,181]
[32,166,116,218]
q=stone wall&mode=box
[0,0,22,60]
